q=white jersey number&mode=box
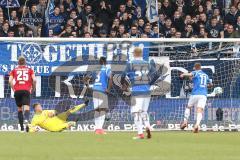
[16,70,29,81]
[200,74,207,87]
[134,66,149,83]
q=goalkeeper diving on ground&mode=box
[29,99,89,132]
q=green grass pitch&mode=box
[0,132,239,160]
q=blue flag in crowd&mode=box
[0,0,20,8]
[42,0,55,37]
[146,0,158,23]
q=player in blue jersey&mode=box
[180,63,213,133]
[92,56,112,135]
[123,47,153,139]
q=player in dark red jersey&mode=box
[9,56,36,132]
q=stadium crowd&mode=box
[0,0,240,38]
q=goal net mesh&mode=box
[0,39,240,131]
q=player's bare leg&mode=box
[132,112,144,140]
[180,106,191,130]
[95,108,107,135]
[193,107,203,133]
[141,111,151,139]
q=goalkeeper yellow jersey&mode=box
[30,110,68,132]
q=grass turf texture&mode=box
[0,132,239,160]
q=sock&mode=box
[69,104,85,114]
[94,111,100,130]
[196,112,203,126]
[24,110,30,122]
[98,111,106,130]
[133,112,143,135]
[184,108,190,122]
[141,112,150,129]
[18,111,24,130]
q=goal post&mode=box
[0,38,240,132]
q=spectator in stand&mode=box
[175,31,182,38]
[37,0,46,17]
[225,24,235,38]
[8,29,15,37]
[236,16,240,31]
[137,18,145,33]
[96,0,112,27]
[49,6,64,35]
[183,24,195,38]
[162,18,172,38]
[94,19,108,37]
[60,25,73,37]
[76,0,84,14]
[126,0,135,14]
[0,0,240,38]
[213,7,223,23]
[173,11,185,33]
[63,0,75,12]
[15,24,25,37]
[84,32,91,38]
[99,29,108,38]
[144,24,153,38]
[109,29,117,38]
[60,4,68,19]
[169,27,177,38]
[26,29,34,37]
[28,4,42,26]
[133,6,143,21]
[161,0,174,18]
[120,12,132,30]
[225,5,240,25]
[198,27,208,38]
[158,12,165,24]
[0,22,9,37]
[112,18,120,31]
[205,0,213,19]
[207,16,224,38]
[70,9,78,21]
[129,25,140,38]
[141,33,148,38]
[75,19,83,37]
[152,25,160,38]
[117,24,125,37]
[116,4,126,19]
[79,4,95,24]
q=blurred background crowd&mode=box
[0,0,239,38]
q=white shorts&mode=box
[188,95,207,109]
[131,95,151,113]
[93,91,108,109]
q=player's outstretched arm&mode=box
[29,119,40,132]
[29,125,40,132]
[180,72,193,79]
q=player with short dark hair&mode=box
[92,56,113,134]
[9,56,36,132]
